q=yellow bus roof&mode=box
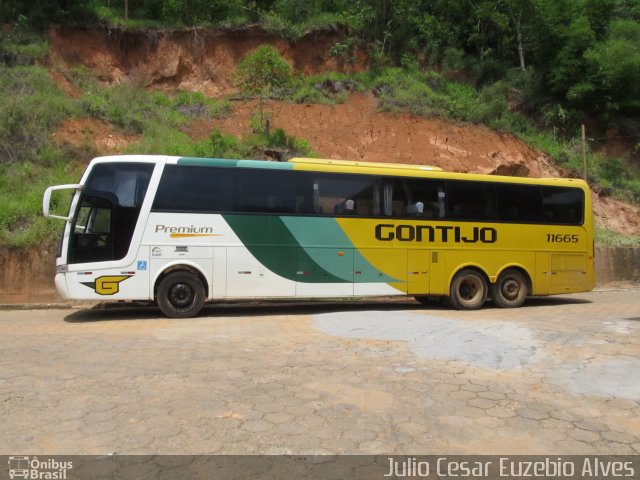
[288,157,588,189]
[288,157,442,172]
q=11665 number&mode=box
[546,233,579,243]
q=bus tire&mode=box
[449,269,487,310]
[157,271,205,318]
[491,269,528,308]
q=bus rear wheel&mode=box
[449,269,487,310]
[491,269,528,308]
[157,271,205,318]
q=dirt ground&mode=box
[1,290,639,455]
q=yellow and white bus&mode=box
[43,155,595,317]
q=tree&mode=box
[584,0,616,38]
[581,19,640,114]
[547,16,597,100]
[235,45,292,133]
[504,0,537,71]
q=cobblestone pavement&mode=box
[0,289,639,455]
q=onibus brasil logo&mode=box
[8,456,72,479]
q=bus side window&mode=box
[497,183,543,223]
[238,170,302,214]
[447,180,497,220]
[153,165,236,213]
[542,187,583,224]
[315,175,378,217]
[385,178,446,218]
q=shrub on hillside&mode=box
[0,66,76,164]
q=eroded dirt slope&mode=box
[49,25,365,96]
[48,26,640,236]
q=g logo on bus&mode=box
[81,275,132,295]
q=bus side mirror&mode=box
[42,184,83,221]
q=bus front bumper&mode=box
[55,273,70,299]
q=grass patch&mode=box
[260,11,348,41]
[65,67,232,135]
[0,23,49,66]
[131,126,252,159]
[86,3,345,35]
[289,71,370,105]
[596,228,640,247]
[0,66,78,163]
[251,127,314,158]
[0,64,82,248]
[374,68,451,117]
[0,159,85,248]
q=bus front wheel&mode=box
[157,271,205,318]
[491,269,528,308]
[449,269,487,310]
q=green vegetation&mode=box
[235,45,292,132]
[4,0,640,128]
[0,59,311,249]
[2,0,640,247]
[0,15,49,65]
[0,65,80,248]
[596,227,640,247]
[66,66,232,134]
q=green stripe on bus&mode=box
[237,160,293,170]
[223,214,348,283]
[178,157,240,168]
[280,217,399,283]
[178,157,294,170]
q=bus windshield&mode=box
[69,163,154,264]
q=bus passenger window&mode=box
[238,170,303,214]
[497,184,543,222]
[384,178,445,218]
[447,180,497,220]
[153,165,235,212]
[314,175,378,216]
[542,187,583,225]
